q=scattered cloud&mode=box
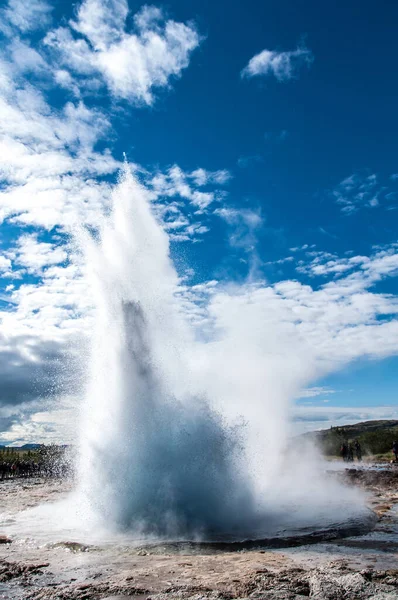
[330,171,398,214]
[332,173,379,214]
[296,244,398,283]
[289,244,315,252]
[263,256,294,267]
[242,44,313,81]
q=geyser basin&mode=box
[133,506,377,553]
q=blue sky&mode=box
[0,0,397,444]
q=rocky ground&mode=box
[1,556,398,600]
[0,467,397,600]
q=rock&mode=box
[0,558,49,583]
[0,535,11,544]
[52,541,91,553]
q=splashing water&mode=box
[74,168,369,542]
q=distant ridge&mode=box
[20,443,43,449]
[301,419,398,457]
[303,419,398,439]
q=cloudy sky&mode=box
[0,0,398,445]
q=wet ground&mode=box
[0,465,398,599]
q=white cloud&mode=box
[0,46,120,229]
[296,386,337,399]
[190,168,231,186]
[0,255,12,276]
[71,0,129,51]
[45,1,201,105]
[292,405,398,434]
[53,69,81,97]
[1,0,53,34]
[0,396,78,446]
[9,40,48,74]
[242,44,313,81]
[7,234,68,276]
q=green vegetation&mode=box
[0,446,40,463]
[0,444,67,465]
[302,420,398,460]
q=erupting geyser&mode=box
[77,168,253,538]
[75,166,372,543]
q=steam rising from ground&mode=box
[76,168,366,540]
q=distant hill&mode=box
[19,444,43,450]
[302,420,398,457]
[0,443,69,452]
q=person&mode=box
[354,440,362,462]
[347,443,354,462]
[393,441,398,463]
[340,442,348,462]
